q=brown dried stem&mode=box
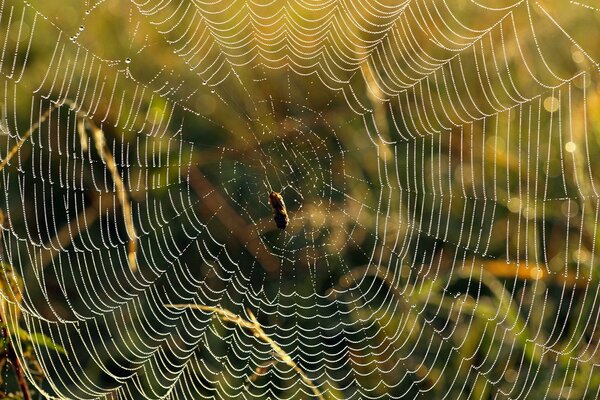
[166,304,325,400]
[40,193,99,269]
[327,264,401,300]
[187,168,280,274]
[0,214,31,398]
[0,297,31,399]
[244,359,277,389]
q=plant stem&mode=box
[0,310,31,400]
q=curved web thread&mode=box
[0,0,598,399]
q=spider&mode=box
[268,191,289,229]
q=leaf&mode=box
[26,332,67,355]
[0,263,23,324]
[14,327,30,342]
[13,327,66,355]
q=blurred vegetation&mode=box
[0,0,599,399]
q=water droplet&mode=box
[202,81,207,86]
[79,25,84,31]
[571,50,585,64]
[125,57,131,64]
[543,96,559,113]
[85,10,90,15]
[210,90,215,94]
[565,141,576,153]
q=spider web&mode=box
[0,0,599,398]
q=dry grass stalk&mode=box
[86,119,138,272]
[0,103,61,172]
[361,62,395,152]
[361,62,389,137]
[0,99,138,272]
[166,304,325,400]
[58,100,137,272]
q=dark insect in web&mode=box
[269,192,289,229]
